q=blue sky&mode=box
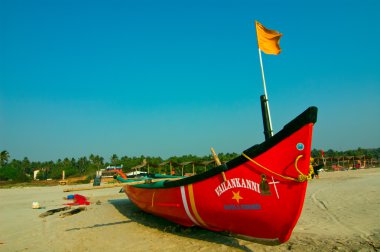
[1,0,379,162]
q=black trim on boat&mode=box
[160,106,318,188]
[228,106,318,169]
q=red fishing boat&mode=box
[124,106,318,244]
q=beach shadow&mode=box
[108,198,253,252]
[66,220,132,231]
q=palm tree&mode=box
[89,154,95,164]
[110,154,119,165]
[78,157,89,174]
[0,150,10,167]
[89,154,104,170]
[21,157,30,174]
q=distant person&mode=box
[310,157,323,179]
[313,165,320,179]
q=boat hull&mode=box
[124,107,317,244]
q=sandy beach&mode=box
[1,168,379,252]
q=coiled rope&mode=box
[241,153,313,182]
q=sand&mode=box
[1,168,379,252]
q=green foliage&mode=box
[311,147,380,158]
[1,148,378,183]
[0,164,31,182]
[0,150,10,167]
[36,170,47,180]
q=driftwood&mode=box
[39,206,71,218]
[59,207,86,218]
[63,183,123,192]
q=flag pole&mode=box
[258,48,273,137]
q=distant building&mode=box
[33,170,40,180]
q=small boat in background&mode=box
[124,106,318,244]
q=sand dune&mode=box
[1,168,379,251]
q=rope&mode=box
[241,153,311,182]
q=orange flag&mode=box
[255,21,282,55]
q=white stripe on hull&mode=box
[180,186,200,226]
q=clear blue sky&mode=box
[1,0,379,162]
